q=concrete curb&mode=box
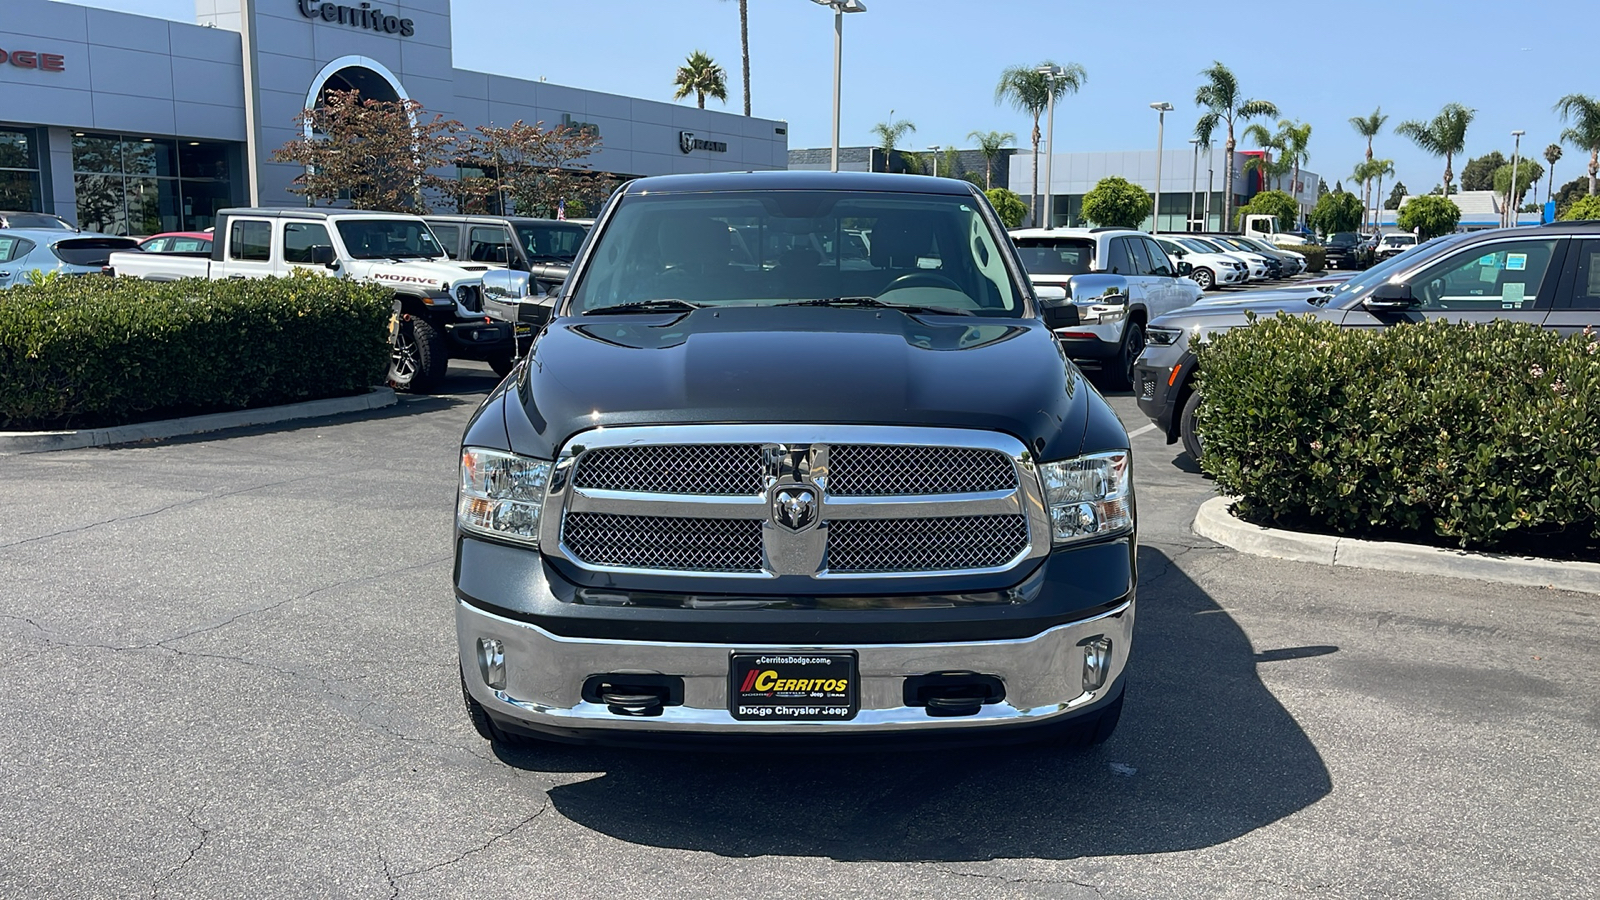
[1194,496,1600,596]
[0,387,397,455]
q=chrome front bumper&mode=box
[457,599,1133,736]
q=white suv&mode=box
[1154,235,1248,291]
[1010,227,1203,389]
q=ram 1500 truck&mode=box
[456,171,1136,749]
[105,208,510,390]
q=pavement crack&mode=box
[930,864,1105,896]
[149,809,210,899]
[390,805,548,889]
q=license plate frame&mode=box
[729,651,859,722]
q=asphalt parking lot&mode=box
[1,361,1595,899]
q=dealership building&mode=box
[1,0,789,234]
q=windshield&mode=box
[1234,237,1279,253]
[514,223,588,263]
[50,237,139,266]
[5,213,72,229]
[1329,232,1359,245]
[1178,238,1216,254]
[1210,236,1255,254]
[1012,236,1094,276]
[335,219,445,260]
[1323,232,1473,305]
[569,190,1023,316]
[1385,234,1417,246]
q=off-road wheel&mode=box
[388,315,448,393]
[1105,320,1145,392]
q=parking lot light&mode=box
[1038,64,1067,229]
[1508,130,1525,227]
[811,0,868,173]
[1150,102,1174,234]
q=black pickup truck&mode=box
[454,171,1137,749]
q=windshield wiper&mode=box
[583,299,705,315]
[780,296,975,316]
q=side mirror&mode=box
[310,245,336,267]
[1035,285,1080,329]
[1363,281,1417,311]
[1177,260,1193,276]
[1066,273,1129,305]
[482,269,552,328]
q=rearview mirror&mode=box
[1364,281,1417,311]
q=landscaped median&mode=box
[1190,314,1600,581]
[0,273,394,449]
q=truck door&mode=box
[215,217,275,280]
[279,221,335,277]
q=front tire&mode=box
[388,316,448,393]
[1179,388,1204,462]
[1192,267,1215,291]
[1105,320,1145,392]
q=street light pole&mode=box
[811,0,867,173]
[928,145,941,177]
[1509,129,1525,227]
[1150,102,1173,234]
[1188,137,1200,231]
[1037,64,1063,229]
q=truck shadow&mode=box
[496,545,1333,862]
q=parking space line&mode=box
[1127,423,1158,439]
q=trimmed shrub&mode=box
[1082,177,1153,228]
[1397,195,1460,240]
[1282,243,1325,273]
[0,273,392,429]
[985,188,1027,229]
[1195,314,1600,550]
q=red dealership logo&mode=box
[0,49,66,72]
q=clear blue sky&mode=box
[54,0,1599,198]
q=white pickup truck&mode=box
[105,208,510,391]
[1240,213,1308,246]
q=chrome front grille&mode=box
[573,444,764,495]
[547,425,1050,580]
[826,445,1017,496]
[562,513,763,572]
[828,515,1030,573]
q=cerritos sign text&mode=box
[297,0,416,37]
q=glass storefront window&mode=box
[70,132,235,235]
[0,127,43,211]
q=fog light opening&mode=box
[477,637,505,690]
[1081,635,1113,692]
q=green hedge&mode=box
[1195,314,1600,550]
[1281,244,1325,273]
[0,274,392,430]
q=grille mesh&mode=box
[827,445,1016,496]
[827,515,1029,573]
[572,444,764,495]
[563,513,763,572]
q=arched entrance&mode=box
[303,56,412,137]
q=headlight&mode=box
[1037,451,1133,545]
[458,447,551,546]
[1145,325,1184,346]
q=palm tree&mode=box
[1241,123,1289,191]
[672,50,728,109]
[1350,107,1388,225]
[995,61,1087,226]
[1544,143,1563,205]
[720,0,751,116]
[1555,93,1600,196]
[870,118,916,172]
[1194,62,1278,230]
[967,129,1015,189]
[1352,158,1395,232]
[1395,103,1475,198]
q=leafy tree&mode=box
[995,61,1087,226]
[1241,123,1291,191]
[272,90,464,211]
[1081,176,1152,228]
[1318,180,1331,198]
[1309,189,1364,234]
[1459,151,1507,192]
[1555,93,1600,195]
[1194,62,1278,230]
[1559,194,1600,221]
[1397,195,1460,239]
[985,188,1028,228]
[673,50,728,109]
[1395,103,1475,198]
[1349,107,1388,225]
[1544,143,1563,204]
[1554,176,1593,216]
[1235,189,1298,233]
[1385,181,1408,210]
[967,129,1015,190]
[447,120,612,218]
[1492,159,1544,212]
[870,117,916,173]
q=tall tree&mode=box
[271,90,463,211]
[672,50,728,109]
[995,61,1087,226]
[967,129,1015,190]
[721,0,751,116]
[1395,103,1475,199]
[1242,122,1288,191]
[1385,180,1408,211]
[1193,62,1278,231]
[1460,151,1508,192]
[1554,93,1600,195]
[1544,143,1563,204]
[1351,158,1395,231]
[1349,107,1388,230]
[869,118,916,173]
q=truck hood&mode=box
[1157,289,1339,327]
[504,306,1092,461]
[358,258,483,289]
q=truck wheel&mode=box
[1192,267,1215,291]
[1105,320,1144,392]
[389,316,447,393]
[460,669,499,742]
[1179,388,1204,462]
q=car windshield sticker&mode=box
[1506,253,1528,271]
[1478,254,1497,265]
[1480,263,1499,283]
[1501,282,1526,307]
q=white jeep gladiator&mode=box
[106,208,510,390]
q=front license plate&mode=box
[515,324,533,336]
[729,652,858,722]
